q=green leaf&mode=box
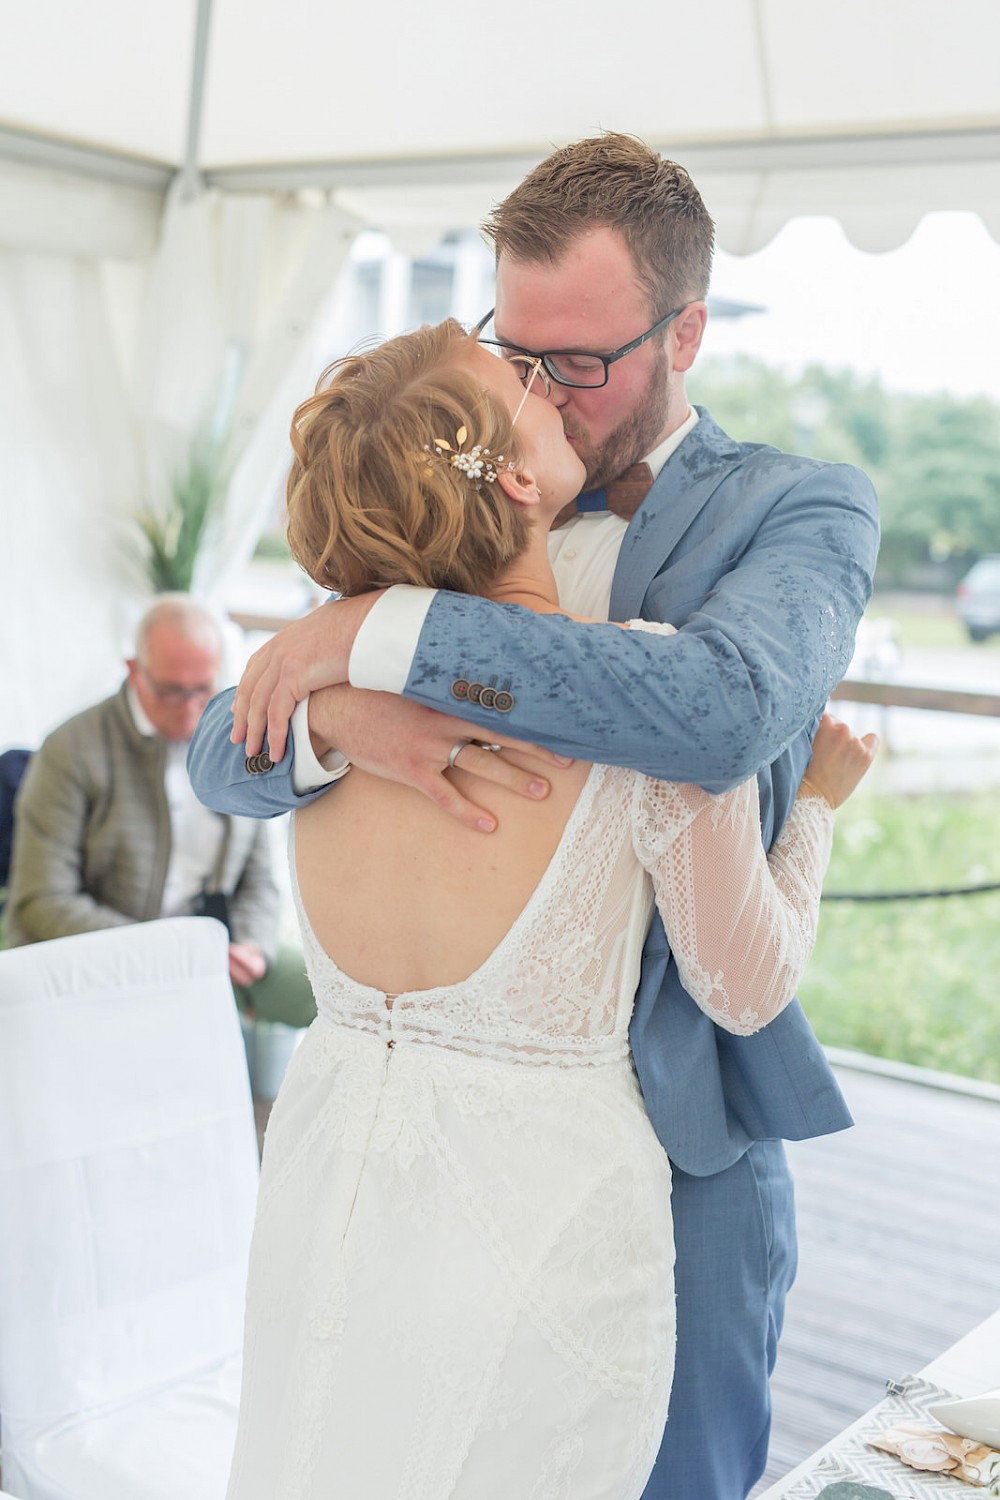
[130,432,231,593]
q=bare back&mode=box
[294,753,593,995]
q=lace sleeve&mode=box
[625,606,833,1034]
[630,774,834,1034]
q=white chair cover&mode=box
[0,918,259,1500]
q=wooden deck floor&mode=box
[752,1054,1000,1495]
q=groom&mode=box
[189,134,879,1499]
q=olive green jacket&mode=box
[6,685,278,954]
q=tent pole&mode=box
[179,0,214,200]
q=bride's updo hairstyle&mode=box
[286,319,529,596]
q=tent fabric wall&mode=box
[0,247,140,748]
[0,189,361,749]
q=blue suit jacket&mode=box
[189,408,880,1174]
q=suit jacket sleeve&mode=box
[187,689,330,817]
[7,730,134,941]
[186,449,878,811]
[402,460,878,791]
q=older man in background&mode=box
[7,594,311,1027]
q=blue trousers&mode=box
[641,1140,797,1500]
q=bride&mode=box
[225,320,875,1500]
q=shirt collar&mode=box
[642,406,699,482]
[126,682,158,738]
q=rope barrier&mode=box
[822,881,1000,902]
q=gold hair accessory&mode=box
[423,426,504,487]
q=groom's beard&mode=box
[564,342,672,492]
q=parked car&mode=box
[955,556,1000,642]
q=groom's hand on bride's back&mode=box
[308,685,571,834]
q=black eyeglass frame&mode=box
[474,304,689,389]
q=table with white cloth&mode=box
[755,1307,1000,1497]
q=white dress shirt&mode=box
[547,410,698,621]
[127,687,225,916]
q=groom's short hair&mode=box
[483,132,714,316]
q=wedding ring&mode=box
[447,739,472,769]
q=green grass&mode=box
[801,781,1000,1083]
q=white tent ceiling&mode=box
[2,0,999,258]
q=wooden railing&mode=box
[831,679,1000,718]
[229,610,301,635]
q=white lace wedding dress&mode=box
[226,746,833,1500]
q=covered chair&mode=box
[0,918,259,1499]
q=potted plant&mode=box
[133,435,229,593]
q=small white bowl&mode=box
[927,1390,1000,1449]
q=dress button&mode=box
[564,549,578,561]
[451,678,470,701]
[387,1038,396,1050]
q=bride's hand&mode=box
[232,593,383,762]
[799,712,879,810]
[309,685,573,833]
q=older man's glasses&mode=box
[476,305,688,390]
[138,666,215,707]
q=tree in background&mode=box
[880,395,1000,576]
[691,356,1000,587]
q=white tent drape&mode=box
[0,187,361,748]
[131,184,361,596]
[0,248,139,747]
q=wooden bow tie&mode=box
[552,462,654,529]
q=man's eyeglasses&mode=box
[137,666,215,707]
[508,355,551,423]
[476,305,688,390]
